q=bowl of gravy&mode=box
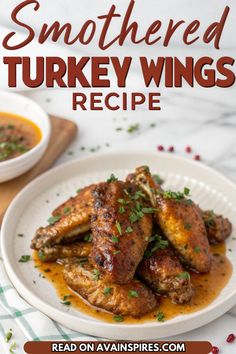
[0,91,51,182]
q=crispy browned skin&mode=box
[31,213,90,250]
[64,260,157,316]
[31,186,95,250]
[90,181,153,284]
[127,166,211,273]
[141,175,231,244]
[137,247,193,304]
[202,210,232,244]
[37,242,92,262]
[52,184,96,217]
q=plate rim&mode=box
[1,150,236,339]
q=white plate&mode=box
[1,151,236,340]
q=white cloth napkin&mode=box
[0,250,100,354]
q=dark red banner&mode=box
[24,341,212,354]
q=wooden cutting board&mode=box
[0,115,78,225]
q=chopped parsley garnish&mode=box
[156,311,165,322]
[152,174,164,185]
[63,207,71,215]
[47,215,61,225]
[129,212,139,224]
[0,141,28,162]
[19,255,31,263]
[83,233,93,242]
[129,202,156,224]
[132,190,146,200]
[63,295,72,301]
[125,226,133,233]
[113,250,121,255]
[142,207,156,214]
[107,174,118,183]
[184,187,190,196]
[204,211,216,228]
[186,199,193,205]
[184,223,192,230]
[144,235,169,258]
[17,233,24,237]
[79,257,88,266]
[103,287,112,296]
[128,290,139,298]
[118,198,129,205]
[111,236,119,243]
[76,188,82,194]
[141,165,149,173]
[177,272,190,280]
[205,219,215,228]
[135,210,144,219]
[44,268,51,273]
[93,269,100,281]
[61,301,71,306]
[5,329,12,343]
[163,187,191,201]
[116,221,122,235]
[194,246,201,253]
[113,315,124,322]
[119,206,126,214]
[127,123,139,133]
[38,250,45,261]
[9,341,16,353]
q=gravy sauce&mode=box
[33,242,232,323]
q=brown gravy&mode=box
[0,112,41,162]
[33,242,232,323]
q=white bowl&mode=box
[0,91,51,182]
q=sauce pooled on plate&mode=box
[33,242,232,324]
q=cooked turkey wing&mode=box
[64,260,157,317]
[31,185,96,250]
[31,213,90,250]
[90,181,153,284]
[127,166,211,273]
[37,242,92,262]
[137,246,193,304]
[202,210,232,244]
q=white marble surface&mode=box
[0,0,236,350]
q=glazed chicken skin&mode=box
[31,185,95,250]
[137,245,193,304]
[90,181,153,284]
[202,210,232,244]
[37,242,92,262]
[127,166,211,273]
[64,260,157,316]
